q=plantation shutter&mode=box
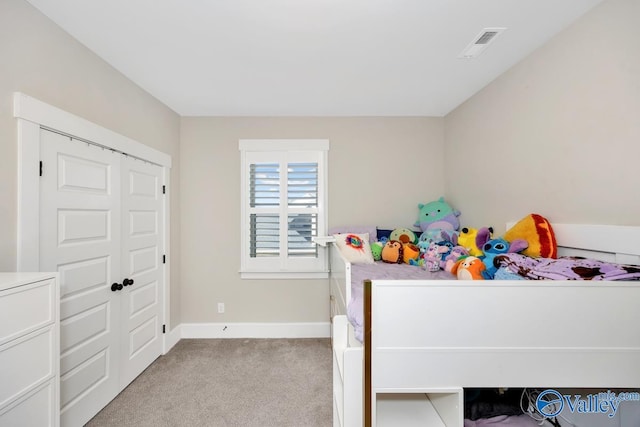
[287,162,318,258]
[240,139,328,278]
[250,163,280,257]
[249,162,319,259]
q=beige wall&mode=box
[180,117,444,323]
[5,0,636,328]
[0,0,182,326]
[444,0,640,234]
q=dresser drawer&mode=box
[0,278,55,345]
[0,326,55,408]
[0,380,55,427]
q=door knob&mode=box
[111,282,123,291]
[123,278,134,287]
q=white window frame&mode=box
[239,139,329,279]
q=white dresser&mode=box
[0,272,60,427]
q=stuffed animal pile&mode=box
[350,199,557,282]
[409,199,557,281]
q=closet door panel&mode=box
[120,156,164,387]
[39,129,121,427]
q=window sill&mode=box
[240,271,329,280]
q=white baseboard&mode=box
[163,324,182,354]
[180,322,331,339]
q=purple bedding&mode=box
[347,262,453,342]
[495,253,640,281]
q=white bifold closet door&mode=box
[39,129,164,427]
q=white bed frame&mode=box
[317,224,640,427]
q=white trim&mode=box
[239,139,329,152]
[162,322,330,353]
[162,168,171,354]
[163,325,182,354]
[181,322,331,339]
[13,92,171,167]
[240,271,329,280]
[16,119,41,272]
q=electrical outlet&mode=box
[217,302,225,314]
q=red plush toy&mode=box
[504,214,557,258]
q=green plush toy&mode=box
[370,241,383,261]
[389,227,418,244]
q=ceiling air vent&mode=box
[458,27,506,59]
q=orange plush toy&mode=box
[402,243,420,264]
[451,256,486,280]
[381,240,404,264]
[504,214,557,258]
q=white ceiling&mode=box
[26,0,604,117]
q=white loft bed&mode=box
[316,223,640,427]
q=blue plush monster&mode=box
[475,233,528,280]
[414,197,461,233]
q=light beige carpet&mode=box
[86,338,332,427]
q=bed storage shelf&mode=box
[376,391,462,427]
